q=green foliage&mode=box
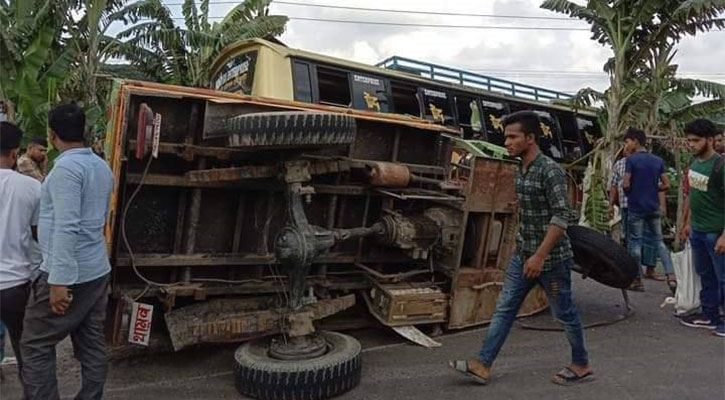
[112,0,288,88]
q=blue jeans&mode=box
[478,255,589,367]
[627,211,674,275]
[690,230,725,325]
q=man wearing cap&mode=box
[17,137,48,182]
[0,121,42,396]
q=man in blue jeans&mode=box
[679,119,725,336]
[449,111,593,386]
[622,128,676,291]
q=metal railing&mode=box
[376,56,572,102]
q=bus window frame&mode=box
[452,93,483,139]
[388,79,423,118]
[478,98,510,146]
[418,86,455,126]
[310,62,354,108]
[292,60,315,103]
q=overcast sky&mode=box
[161,0,725,95]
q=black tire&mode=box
[567,225,639,289]
[227,111,356,148]
[234,331,362,400]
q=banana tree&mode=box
[0,0,76,138]
[112,0,288,88]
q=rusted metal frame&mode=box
[355,193,372,260]
[185,159,349,184]
[230,193,247,280]
[354,263,430,283]
[391,127,402,162]
[127,140,244,160]
[258,191,276,255]
[186,165,277,183]
[114,252,409,267]
[170,189,189,283]
[480,162,502,269]
[302,154,447,177]
[319,173,343,277]
[375,188,464,202]
[180,104,204,284]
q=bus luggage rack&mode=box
[377,56,572,102]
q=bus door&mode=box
[418,87,455,125]
[350,73,390,113]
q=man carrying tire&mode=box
[680,119,725,337]
[622,128,676,291]
[449,110,593,386]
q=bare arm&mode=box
[623,172,632,192]
[659,173,670,192]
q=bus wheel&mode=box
[234,331,362,400]
[226,111,356,148]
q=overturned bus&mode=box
[102,40,634,400]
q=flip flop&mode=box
[551,367,595,386]
[448,360,489,385]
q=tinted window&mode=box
[420,88,454,125]
[479,99,508,146]
[577,117,600,154]
[350,73,389,113]
[293,62,313,103]
[556,111,584,161]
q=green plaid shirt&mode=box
[515,152,574,268]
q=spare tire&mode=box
[567,225,639,289]
[227,111,357,148]
[234,331,361,400]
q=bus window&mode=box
[420,88,454,125]
[316,66,351,107]
[577,117,600,154]
[350,73,389,113]
[454,95,482,139]
[293,62,313,103]
[479,99,508,146]
[390,81,420,117]
[532,110,565,161]
[212,50,258,94]
[556,112,584,162]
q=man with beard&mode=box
[680,119,725,337]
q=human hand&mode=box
[524,253,545,279]
[715,234,725,255]
[680,224,690,243]
[50,285,72,315]
[608,204,615,219]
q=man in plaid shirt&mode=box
[449,111,592,386]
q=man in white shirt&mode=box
[0,121,41,396]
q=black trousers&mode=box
[20,273,109,400]
[0,281,31,394]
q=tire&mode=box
[227,111,357,148]
[234,331,362,400]
[567,225,639,289]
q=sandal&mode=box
[551,367,595,386]
[448,360,489,385]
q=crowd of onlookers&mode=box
[608,120,725,336]
[1,104,113,399]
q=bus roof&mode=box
[212,38,599,117]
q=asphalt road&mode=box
[1,276,723,400]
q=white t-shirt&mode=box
[0,169,42,290]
